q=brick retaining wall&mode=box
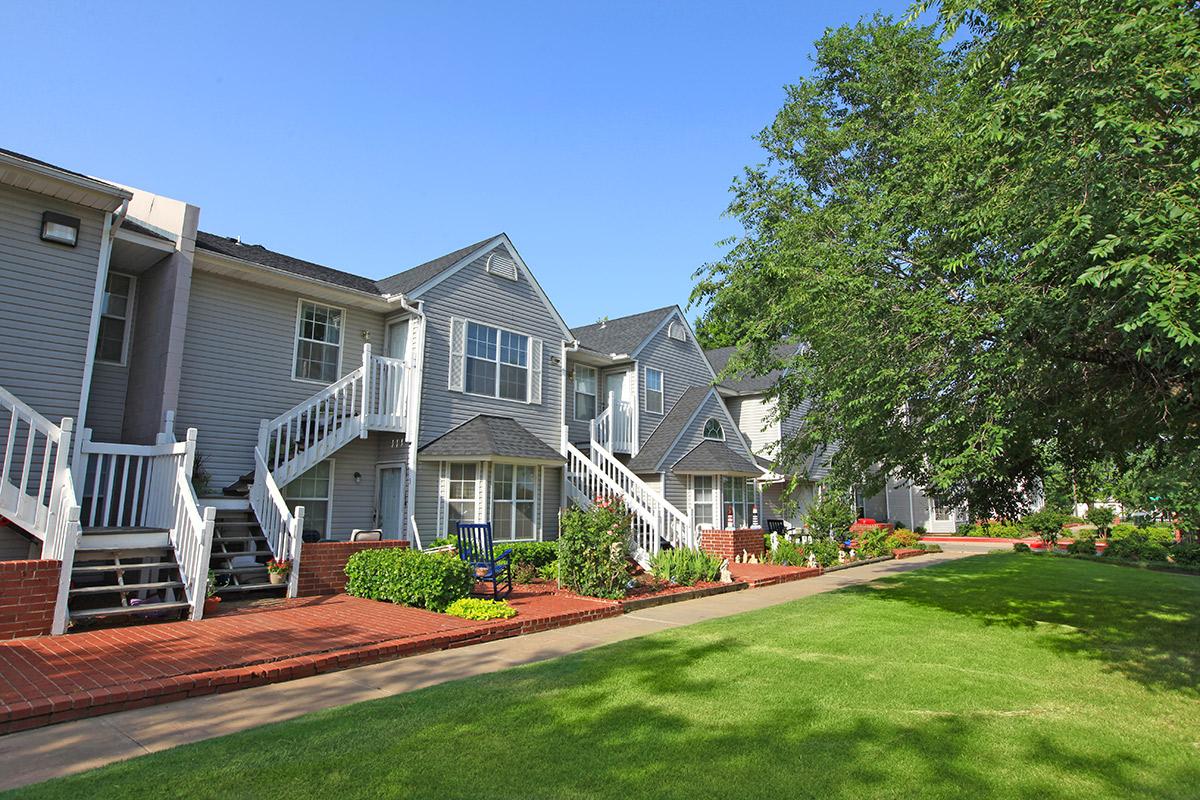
[0,559,60,640]
[700,529,765,561]
[297,541,410,596]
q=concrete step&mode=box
[69,580,185,596]
[69,601,191,621]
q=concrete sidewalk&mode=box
[0,550,969,792]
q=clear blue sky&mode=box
[2,0,908,328]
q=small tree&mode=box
[1021,509,1069,546]
[803,488,856,541]
[1085,506,1116,538]
[558,496,631,599]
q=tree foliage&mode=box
[693,1,1200,521]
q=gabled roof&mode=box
[375,235,500,296]
[418,415,563,463]
[571,305,676,356]
[706,343,798,395]
[671,440,761,476]
[626,386,711,473]
[195,231,382,295]
[0,147,132,211]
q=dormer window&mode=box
[703,418,725,441]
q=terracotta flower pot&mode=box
[269,572,287,585]
[203,596,221,615]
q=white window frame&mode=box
[284,459,334,537]
[690,475,717,530]
[703,418,726,441]
[292,299,346,385]
[96,271,136,366]
[490,462,540,541]
[721,475,756,529]
[446,461,480,532]
[464,320,532,402]
[573,364,598,422]
[645,367,664,414]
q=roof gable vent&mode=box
[667,319,686,341]
[486,251,518,281]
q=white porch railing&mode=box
[592,395,634,454]
[565,442,662,562]
[161,425,217,620]
[250,447,305,597]
[0,386,76,539]
[589,440,696,551]
[259,344,410,487]
[78,429,191,529]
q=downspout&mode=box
[73,198,127,470]
[559,339,579,541]
[396,295,426,548]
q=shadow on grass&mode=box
[17,629,1198,800]
[852,553,1200,696]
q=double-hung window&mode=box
[573,365,597,421]
[446,463,477,530]
[492,463,537,540]
[284,461,333,535]
[722,476,755,529]
[692,475,716,529]
[96,272,134,364]
[294,300,344,383]
[466,322,529,401]
[645,367,664,414]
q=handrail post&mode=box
[183,428,198,480]
[360,342,372,437]
[193,505,217,621]
[257,419,269,463]
[49,507,80,635]
[288,506,306,598]
[46,417,74,541]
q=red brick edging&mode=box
[0,560,60,641]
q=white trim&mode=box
[702,417,726,441]
[94,270,136,367]
[489,461,540,541]
[291,297,346,386]
[194,249,396,309]
[460,317,534,402]
[0,151,132,210]
[404,234,574,342]
[405,305,426,545]
[651,387,758,475]
[644,366,664,414]
[74,206,116,470]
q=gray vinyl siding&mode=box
[175,269,386,488]
[416,244,565,451]
[0,525,38,561]
[763,481,817,528]
[634,309,714,448]
[564,359,596,446]
[663,471,687,511]
[0,185,105,424]
[663,393,755,468]
[541,466,562,539]
[325,437,384,539]
[413,461,442,543]
[85,362,127,442]
[876,477,935,529]
[729,395,778,459]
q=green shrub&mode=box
[1020,509,1070,544]
[428,534,457,548]
[805,536,842,566]
[537,561,559,582]
[650,548,722,585]
[558,497,631,599]
[1066,535,1098,555]
[502,541,558,583]
[913,525,926,535]
[803,490,856,539]
[444,598,517,620]
[1106,528,1171,562]
[856,527,892,557]
[1085,506,1116,536]
[885,528,920,549]
[1013,542,1032,553]
[765,537,805,566]
[344,548,473,612]
[1169,542,1200,567]
[917,542,943,553]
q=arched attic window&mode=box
[703,418,725,441]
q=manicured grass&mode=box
[10,554,1199,799]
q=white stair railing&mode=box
[0,386,76,539]
[565,442,661,560]
[160,425,217,620]
[250,446,305,597]
[77,428,191,529]
[590,395,634,453]
[366,354,409,431]
[588,440,696,550]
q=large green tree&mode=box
[693,1,1200,522]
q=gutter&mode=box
[397,295,426,549]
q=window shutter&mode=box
[687,476,695,521]
[476,462,487,523]
[528,337,543,404]
[437,462,448,537]
[448,317,466,392]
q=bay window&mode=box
[447,463,478,530]
[691,475,716,529]
[492,463,537,540]
[721,476,756,529]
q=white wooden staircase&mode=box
[248,344,412,596]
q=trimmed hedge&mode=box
[344,547,473,612]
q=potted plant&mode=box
[266,558,291,585]
[204,569,221,614]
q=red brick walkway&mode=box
[0,586,619,734]
[728,562,821,587]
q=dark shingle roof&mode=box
[120,217,172,242]
[418,415,563,463]
[196,231,382,294]
[671,440,761,476]
[706,344,797,395]
[626,386,711,473]
[571,306,676,356]
[375,235,499,296]
[194,231,502,298]
[0,147,128,194]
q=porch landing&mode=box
[0,586,620,735]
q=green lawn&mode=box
[11,554,1199,799]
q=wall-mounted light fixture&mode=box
[354,471,362,484]
[41,211,80,247]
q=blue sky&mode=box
[1,0,908,327]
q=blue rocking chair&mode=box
[456,522,513,600]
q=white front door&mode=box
[386,320,410,361]
[603,371,633,451]
[926,500,958,533]
[377,466,407,540]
